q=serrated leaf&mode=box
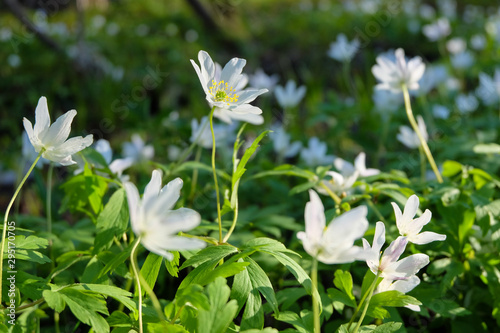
[180,245,237,270]
[10,235,51,264]
[43,289,65,313]
[96,243,133,280]
[73,283,135,312]
[94,188,129,253]
[198,277,238,333]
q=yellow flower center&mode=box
[209,80,239,104]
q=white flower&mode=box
[297,190,369,264]
[376,275,421,311]
[190,116,235,149]
[363,222,430,280]
[417,64,448,96]
[316,170,359,197]
[124,170,206,260]
[23,96,93,166]
[275,80,307,109]
[476,69,500,106]
[446,38,466,54]
[392,195,446,244]
[470,34,486,50]
[432,104,450,119]
[191,50,267,125]
[334,152,380,178]
[372,48,426,93]
[327,33,360,62]
[372,89,404,113]
[94,139,133,177]
[270,125,302,159]
[22,132,48,168]
[122,134,154,163]
[397,115,428,149]
[450,50,474,70]
[300,137,335,167]
[422,18,451,41]
[455,93,478,114]
[249,68,279,92]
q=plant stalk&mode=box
[130,238,143,333]
[311,257,321,333]
[208,107,223,244]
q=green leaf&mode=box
[137,252,163,297]
[43,289,65,313]
[165,251,180,277]
[274,311,310,333]
[473,143,500,154]
[94,188,129,253]
[333,270,355,303]
[12,235,51,264]
[250,164,316,180]
[174,161,231,181]
[367,290,421,319]
[442,160,463,177]
[96,243,133,280]
[180,245,237,270]
[74,283,135,312]
[197,277,238,333]
[174,284,210,312]
[232,130,270,185]
[290,181,318,195]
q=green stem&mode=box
[209,107,223,244]
[319,182,342,205]
[138,270,165,321]
[353,272,380,333]
[347,272,378,330]
[311,257,321,333]
[130,238,143,333]
[222,198,238,244]
[47,163,54,267]
[54,311,60,333]
[402,85,443,183]
[0,151,42,303]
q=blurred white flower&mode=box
[106,22,120,36]
[270,125,302,159]
[438,0,456,19]
[363,222,430,280]
[446,77,461,91]
[392,195,446,244]
[327,33,360,62]
[190,116,235,149]
[432,104,450,119]
[7,54,21,68]
[397,115,428,149]
[135,24,149,37]
[122,134,154,163]
[191,50,268,125]
[334,152,380,177]
[372,48,425,93]
[419,4,436,20]
[450,50,474,70]
[249,68,279,92]
[91,15,106,30]
[417,64,448,95]
[470,34,486,50]
[300,137,335,167]
[124,170,205,260]
[376,275,421,311]
[23,96,93,166]
[373,89,404,113]
[422,18,451,41]
[316,170,359,197]
[297,190,369,264]
[0,27,12,41]
[455,93,478,114]
[476,69,500,106]
[446,38,466,54]
[275,80,307,109]
[167,145,182,161]
[185,29,199,43]
[94,139,133,177]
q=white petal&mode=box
[323,205,368,247]
[354,152,366,172]
[409,231,446,244]
[220,57,246,88]
[383,253,429,280]
[160,208,201,234]
[225,110,264,125]
[390,275,420,293]
[149,177,184,215]
[304,190,326,245]
[41,110,76,146]
[372,221,386,254]
[402,195,419,224]
[124,182,141,235]
[391,202,404,231]
[142,170,163,211]
[43,135,93,165]
[235,88,268,105]
[404,209,432,236]
[34,96,51,138]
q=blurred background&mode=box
[2,0,500,178]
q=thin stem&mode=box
[347,272,377,330]
[222,198,238,244]
[0,152,42,302]
[365,199,385,223]
[130,238,143,333]
[54,311,60,333]
[170,304,185,324]
[138,271,165,321]
[402,85,443,183]
[15,297,44,312]
[319,182,342,205]
[353,272,380,333]
[311,257,321,333]
[209,107,223,244]
[47,163,54,268]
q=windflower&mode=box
[476,69,500,106]
[191,50,268,125]
[363,222,430,280]
[23,96,93,166]
[422,17,451,41]
[455,93,478,114]
[297,190,369,264]
[270,125,302,159]
[94,139,133,178]
[397,115,428,149]
[372,48,425,93]
[334,152,380,178]
[300,137,335,167]
[316,170,359,197]
[124,170,205,260]
[327,33,360,62]
[122,134,154,163]
[249,68,279,92]
[392,195,446,245]
[275,80,307,109]
[450,50,474,70]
